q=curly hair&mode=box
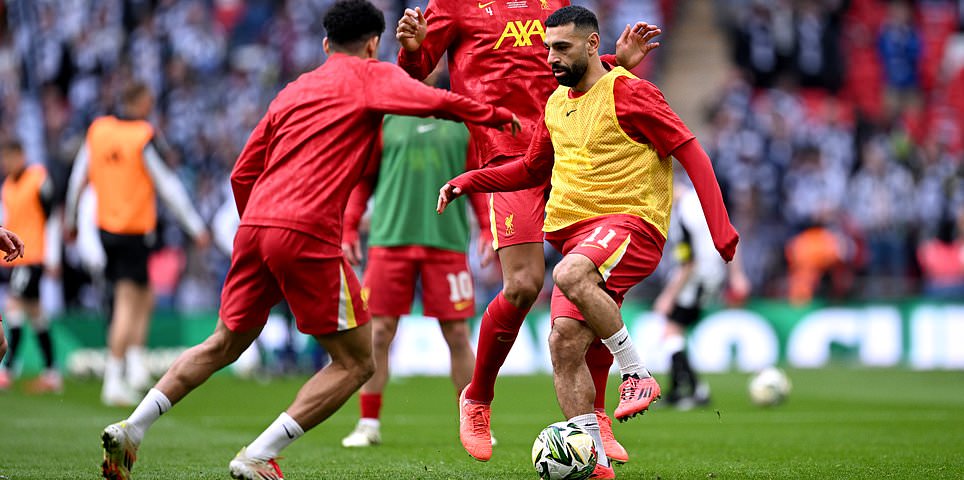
[323,0,386,50]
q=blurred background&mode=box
[0,0,963,380]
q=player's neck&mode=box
[572,57,608,93]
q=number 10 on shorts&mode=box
[447,271,474,302]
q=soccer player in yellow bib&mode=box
[438,6,739,478]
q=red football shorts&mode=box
[486,156,547,250]
[363,246,474,320]
[545,215,665,322]
[220,226,370,336]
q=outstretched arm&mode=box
[673,139,739,262]
[438,120,554,213]
[368,63,520,132]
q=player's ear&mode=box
[587,31,600,56]
[323,37,331,55]
[366,35,381,58]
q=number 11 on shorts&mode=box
[584,227,617,248]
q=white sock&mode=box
[246,412,305,461]
[664,334,686,356]
[359,418,380,429]
[126,388,171,444]
[570,413,609,468]
[126,346,150,383]
[601,326,648,378]
[103,355,125,391]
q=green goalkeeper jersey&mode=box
[369,115,472,252]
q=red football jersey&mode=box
[231,53,513,257]
[399,0,578,165]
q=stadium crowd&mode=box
[0,0,962,312]
[712,0,964,301]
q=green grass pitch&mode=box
[0,369,962,479]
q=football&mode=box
[749,367,792,406]
[531,421,598,480]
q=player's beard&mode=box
[552,57,588,88]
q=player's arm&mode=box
[608,22,662,70]
[462,145,495,266]
[231,114,270,218]
[396,2,457,80]
[725,247,750,303]
[367,63,521,132]
[614,77,738,261]
[64,141,91,234]
[342,153,379,266]
[438,120,554,213]
[672,141,738,262]
[143,141,210,248]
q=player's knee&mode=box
[441,323,471,351]
[371,322,396,352]
[353,354,376,383]
[503,273,542,307]
[552,259,588,297]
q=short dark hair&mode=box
[545,5,599,33]
[0,139,23,153]
[121,81,151,106]
[323,0,386,50]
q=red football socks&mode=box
[360,392,382,420]
[586,339,615,410]
[465,292,530,403]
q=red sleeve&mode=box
[450,119,554,193]
[600,54,617,67]
[367,62,513,128]
[397,0,458,80]
[614,77,695,158]
[343,180,372,245]
[230,114,270,216]
[672,139,739,262]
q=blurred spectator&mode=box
[917,209,964,299]
[878,0,922,117]
[847,136,915,293]
[785,220,853,305]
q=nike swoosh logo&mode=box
[478,1,495,8]
[579,243,604,249]
[566,109,578,117]
[454,300,473,311]
[283,425,294,439]
[496,334,516,343]
[617,336,628,346]
[416,124,437,134]
[155,401,164,416]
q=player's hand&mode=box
[615,22,661,70]
[194,231,212,250]
[478,231,495,268]
[498,114,523,136]
[397,7,427,52]
[437,183,463,214]
[653,291,673,317]
[0,227,25,262]
[727,269,751,305]
[342,238,364,266]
